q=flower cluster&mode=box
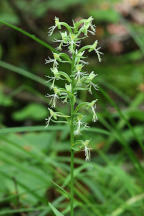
[46,17,102,160]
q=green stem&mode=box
[70,50,75,216]
[70,90,75,216]
[70,121,74,216]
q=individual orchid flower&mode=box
[74,115,88,135]
[45,57,58,66]
[46,86,61,107]
[60,84,74,103]
[45,75,56,89]
[85,146,91,161]
[86,71,98,93]
[51,66,59,78]
[45,108,69,126]
[82,17,96,36]
[48,25,57,36]
[88,41,103,62]
[46,92,59,108]
[48,17,61,36]
[89,100,98,122]
[54,31,69,50]
[82,140,91,161]
[95,47,103,62]
[68,33,81,53]
[45,53,60,66]
[74,119,82,135]
[46,66,62,89]
[75,64,86,80]
[45,108,56,126]
[76,16,96,37]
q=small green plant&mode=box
[45,16,102,215]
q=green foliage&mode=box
[0,91,13,106]
[0,1,19,24]
[90,9,120,22]
[12,103,47,121]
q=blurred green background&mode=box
[0,0,144,215]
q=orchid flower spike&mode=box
[45,16,102,162]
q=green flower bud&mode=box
[53,86,61,95]
[65,83,72,92]
[55,17,61,29]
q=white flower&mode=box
[74,119,82,135]
[69,36,81,53]
[45,53,62,67]
[82,140,91,161]
[46,108,69,126]
[95,47,103,63]
[70,33,81,47]
[88,72,98,93]
[92,105,98,122]
[51,66,58,74]
[75,50,88,65]
[61,31,69,42]
[45,116,52,127]
[75,71,86,80]
[89,71,96,80]
[74,115,89,135]
[85,146,91,161]
[74,120,88,135]
[88,41,103,62]
[89,100,98,122]
[45,67,61,89]
[80,17,96,36]
[89,83,98,94]
[51,66,60,78]
[75,64,87,80]
[46,93,59,107]
[46,87,60,107]
[48,25,57,36]
[54,32,80,52]
[54,31,69,50]
[48,17,61,36]
[45,57,58,67]
[45,75,56,89]
[45,108,56,126]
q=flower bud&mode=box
[55,17,61,29]
[65,83,72,92]
[53,86,61,95]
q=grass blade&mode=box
[100,87,144,153]
[0,20,56,52]
[0,125,109,135]
[49,203,64,216]
[0,125,66,134]
[111,193,144,216]
[0,60,47,87]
